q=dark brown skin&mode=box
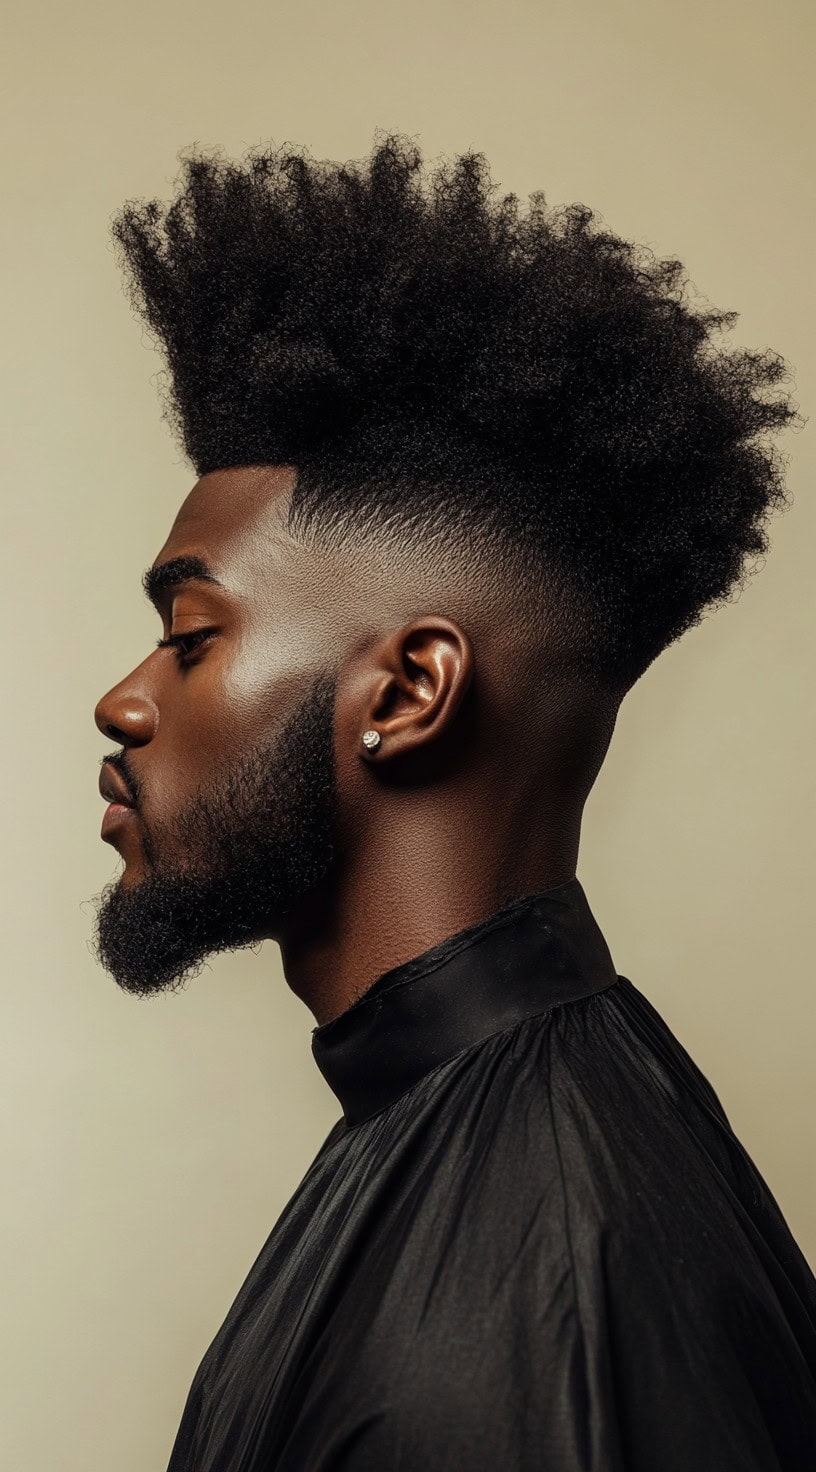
[95,466,619,1025]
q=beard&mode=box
[89,672,338,997]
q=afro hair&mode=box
[112,134,799,692]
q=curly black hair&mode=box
[112,134,799,693]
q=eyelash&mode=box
[155,629,216,664]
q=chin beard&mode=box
[89,673,338,997]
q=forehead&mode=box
[160,465,297,564]
[151,464,363,629]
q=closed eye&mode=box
[155,629,216,664]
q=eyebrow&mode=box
[142,555,227,610]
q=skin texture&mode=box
[93,465,620,1025]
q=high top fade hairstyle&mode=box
[112,134,799,696]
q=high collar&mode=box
[311,877,619,1127]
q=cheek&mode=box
[220,621,333,735]
[151,632,323,808]
[147,693,232,818]
[145,660,241,816]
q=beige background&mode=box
[2,0,813,1467]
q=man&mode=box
[91,137,815,1469]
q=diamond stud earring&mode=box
[361,729,381,752]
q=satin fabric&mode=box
[166,878,816,1470]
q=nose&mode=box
[94,675,157,746]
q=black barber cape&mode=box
[166,878,816,1470]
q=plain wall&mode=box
[2,1,813,1467]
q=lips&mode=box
[99,764,134,808]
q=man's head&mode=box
[91,136,796,998]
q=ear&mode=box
[344,616,475,766]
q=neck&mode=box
[278,794,583,1026]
